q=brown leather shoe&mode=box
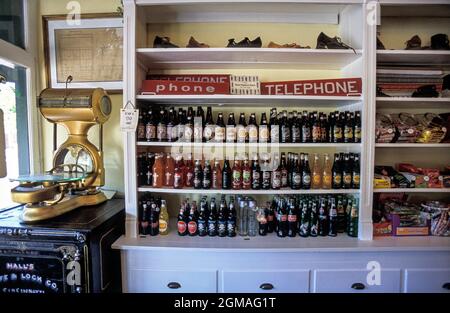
[405,35,422,50]
[268,41,311,49]
[186,36,210,48]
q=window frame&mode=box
[0,0,41,175]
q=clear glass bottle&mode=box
[238,199,248,236]
[248,199,258,237]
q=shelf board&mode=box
[137,142,361,148]
[376,97,450,109]
[373,188,450,193]
[375,143,450,148]
[377,50,450,68]
[136,94,362,106]
[137,48,363,70]
[112,220,450,252]
[138,187,359,195]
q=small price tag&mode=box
[120,101,139,132]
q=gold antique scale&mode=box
[10,78,112,222]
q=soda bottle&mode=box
[344,111,354,143]
[266,201,275,233]
[164,154,174,187]
[157,109,167,142]
[152,153,164,188]
[215,112,225,143]
[167,107,176,142]
[146,109,157,142]
[202,159,212,189]
[331,153,342,189]
[226,113,237,143]
[328,112,335,143]
[348,201,358,237]
[184,154,194,188]
[301,111,311,143]
[207,197,218,237]
[312,153,322,189]
[271,154,282,190]
[342,154,353,189]
[287,200,298,237]
[198,200,208,237]
[232,158,242,190]
[177,109,185,141]
[177,202,188,236]
[242,158,251,190]
[218,196,228,237]
[187,202,198,236]
[259,112,269,143]
[333,112,343,143]
[322,153,332,189]
[278,199,289,237]
[299,201,310,237]
[159,199,169,235]
[310,200,319,237]
[212,160,222,189]
[280,110,291,143]
[337,197,347,233]
[222,159,232,189]
[318,198,328,236]
[257,206,268,236]
[236,112,247,143]
[140,202,149,235]
[261,155,271,190]
[173,156,184,189]
[251,154,261,190]
[270,108,279,143]
[328,198,338,237]
[137,111,146,141]
[312,112,321,143]
[203,106,215,142]
[227,197,237,237]
[280,152,288,188]
[184,112,194,143]
[238,199,248,236]
[149,201,160,236]
[248,200,258,237]
[146,152,155,186]
[248,113,258,143]
[291,154,302,190]
[193,159,203,189]
[352,154,360,189]
[302,153,312,189]
[354,111,362,143]
[291,112,301,143]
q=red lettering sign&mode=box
[146,74,230,85]
[141,80,230,95]
[261,78,362,96]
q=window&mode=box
[0,0,25,49]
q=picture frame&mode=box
[43,13,123,93]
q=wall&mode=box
[38,0,124,194]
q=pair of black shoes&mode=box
[227,37,262,48]
[405,34,450,50]
[316,32,354,51]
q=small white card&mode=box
[120,101,139,132]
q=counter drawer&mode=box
[313,269,401,293]
[127,269,217,293]
[221,270,310,293]
[404,269,450,293]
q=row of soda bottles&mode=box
[139,193,359,238]
[138,151,360,190]
[137,106,362,144]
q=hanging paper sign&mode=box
[261,77,362,96]
[120,101,139,132]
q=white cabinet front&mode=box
[404,269,450,293]
[221,270,310,293]
[127,269,217,293]
[312,269,401,293]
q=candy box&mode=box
[390,212,431,236]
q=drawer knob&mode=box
[443,283,450,290]
[351,283,365,290]
[167,282,181,289]
[260,283,274,290]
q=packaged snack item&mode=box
[421,201,450,236]
[416,113,447,143]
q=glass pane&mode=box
[0,0,25,49]
[0,60,29,208]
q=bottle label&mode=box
[292,127,300,142]
[288,214,297,222]
[167,126,174,141]
[302,127,310,141]
[353,174,360,185]
[280,214,288,222]
[226,126,236,142]
[242,170,251,182]
[303,175,311,185]
[203,178,211,188]
[204,125,214,141]
[333,174,342,184]
[232,170,241,181]
[262,171,270,180]
[188,221,197,234]
[236,125,247,142]
[270,125,279,142]
[281,170,288,186]
[344,174,352,185]
[137,125,145,139]
[193,177,201,187]
[323,175,332,185]
[334,128,343,139]
[184,126,193,141]
[157,125,167,141]
[198,221,206,233]
[344,127,353,139]
[354,127,362,139]
[259,126,269,142]
[227,222,236,234]
[293,173,302,184]
[215,127,225,141]
[312,126,321,141]
[194,125,203,141]
[172,125,178,140]
[272,171,281,188]
[186,172,194,186]
[159,219,168,232]
[146,125,156,140]
[313,174,321,185]
[248,126,258,142]
[281,127,290,142]
[174,173,183,188]
[218,221,226,234]
[208,221,216,233]
[177,221,187,233]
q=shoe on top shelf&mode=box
[153,36,179,48]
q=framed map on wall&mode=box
[43,13,123,93]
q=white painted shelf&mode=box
[137,141,361,148]
[373,188,450,193]
[138,187,359,195]
[137,48,363,70]
[377,50,450,68]
[113,219,450,252]
[375,143,450,148]
[136,94,362,106]
[376,97,450,109]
